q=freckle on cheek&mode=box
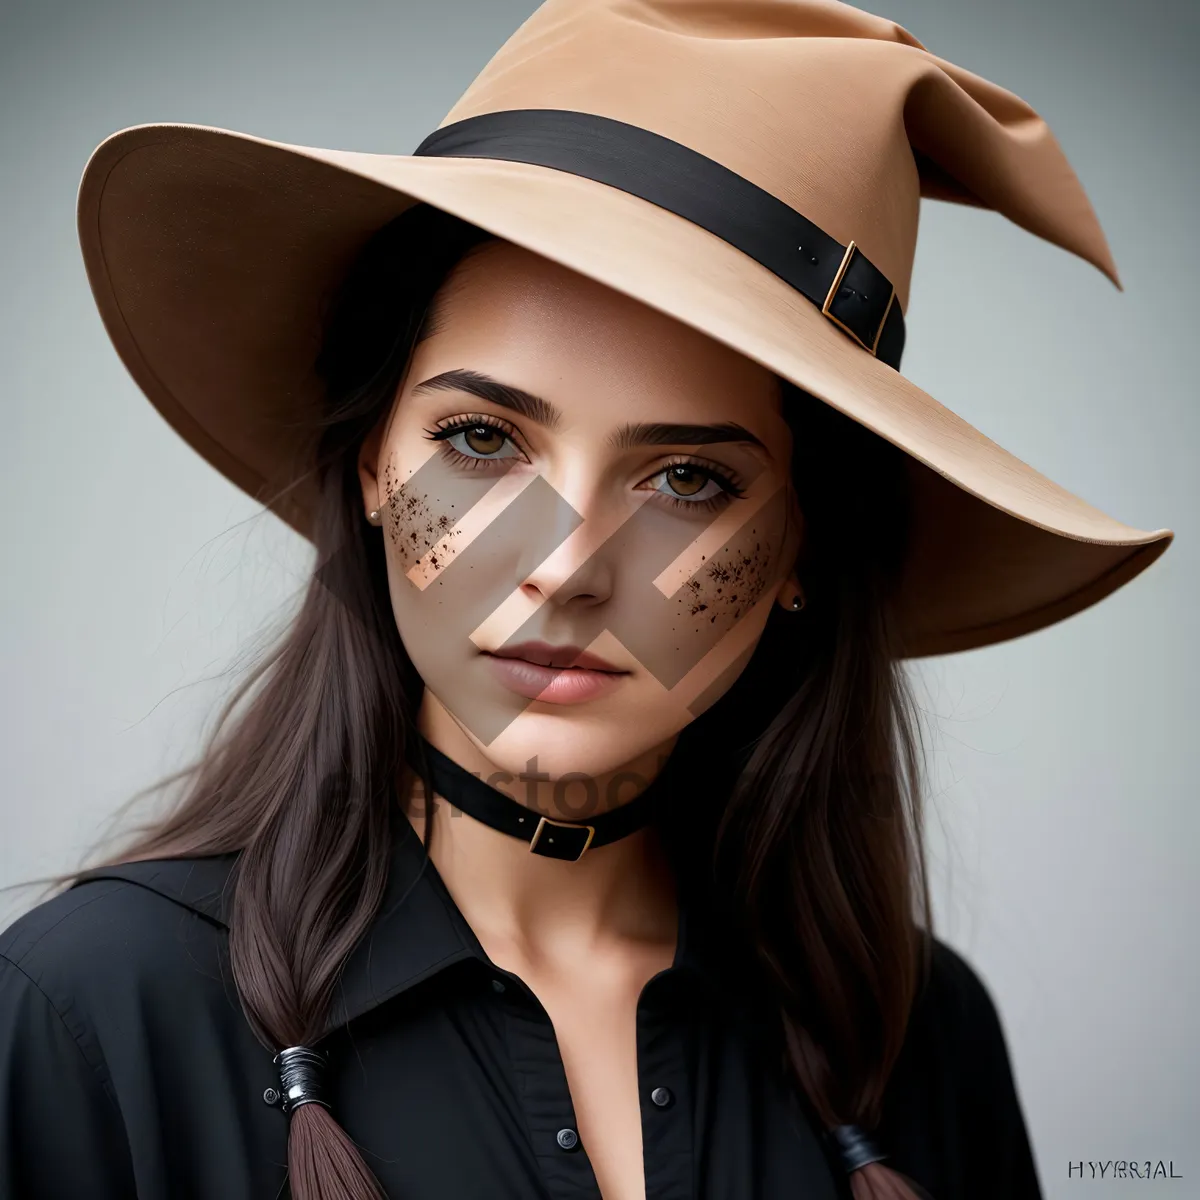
[381,459,463,573]
[679,529,779,626]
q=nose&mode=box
[514,468,634,609]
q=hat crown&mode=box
[439,0,1119,310]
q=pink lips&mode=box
[482,640,629,705]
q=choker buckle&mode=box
[528,816,596,861]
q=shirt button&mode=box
[490,978,506,993]
[556,1127,580,1151]
[650,1086,673,1108]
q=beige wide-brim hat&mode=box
[76,0,1171,658]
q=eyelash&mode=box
[421,414,748,513]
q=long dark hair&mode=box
[15,203,933,1200]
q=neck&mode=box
[399,696,680,958]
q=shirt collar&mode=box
[70,814,729,1036]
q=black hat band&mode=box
[413,108,906,369]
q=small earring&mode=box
[368,509,381,525]
[790,588,806,611]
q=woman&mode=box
[0,2,1172,1199]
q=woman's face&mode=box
[359,238,802,793]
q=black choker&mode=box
[405,734,673,862]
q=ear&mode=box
[773,572,805,613]
[357,420,386,521]
[773,487,806,612]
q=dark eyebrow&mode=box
[411,368,769,453]
[413,368,561,430]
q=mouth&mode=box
[481,641,630,705]
[486,641,625,672]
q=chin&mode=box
[481,707,677,788]
[483,711,624,775]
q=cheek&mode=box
[670,484,796,642]
[681,521,785,625]
[375,443,513,672]
[593,485,797,694]
[376,448,490,736]
[380,450,470,573]
[376,443,552,742]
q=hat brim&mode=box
[77,123,1171,657]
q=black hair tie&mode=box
[274,1045,331,1115]
[829,1123,888,1172]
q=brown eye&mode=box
[665,466,707,497]
[463,425,506,455]
[438,421,521,462]
[645,460,743,512]
[424,416,525,468]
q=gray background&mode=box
[1,0,1195,1193]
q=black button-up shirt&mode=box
[0,816,1042,1199]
